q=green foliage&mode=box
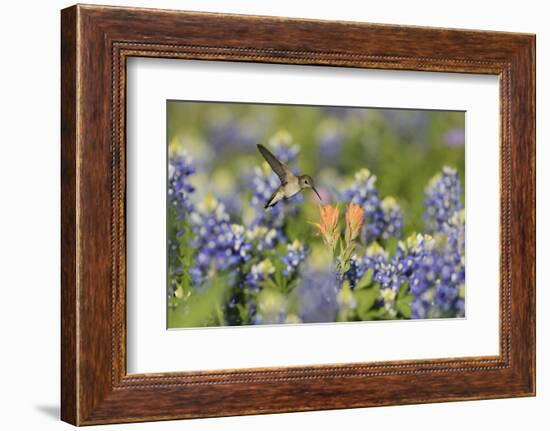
[355,268,374,290]
[167,211,195,310]
[355,283,381,320]
[168,276,229,328]
[396,280,413,318]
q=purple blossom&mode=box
[318,127,344,162]
[342,169,402,244]
[167,153,196,301]
[189,196,252,287]
[344,254,368,288]
[344,219,465,319]
[217,192,243,218]
[297,271,340,323]
[205,119,258,154]
[344,244,388,289]
[444,128,465,147]
[281,240,307,277]
[381,110,428,140]
[168,153,195,219]
[244,259,274,291]
[269,131,300,163]
[424,166,463,233]
[342,169,384,243]
[243,259,277,323]
[401,221,465,319]
[245,226,278,252]
[380,197,403,241]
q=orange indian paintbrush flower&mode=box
[344,202,364,243]
[310,204,340,249]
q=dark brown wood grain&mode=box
[61,4,536,425]
[60,5,78,425]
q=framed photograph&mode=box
[61,4,536,425]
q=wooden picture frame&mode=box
[61,4,535,425]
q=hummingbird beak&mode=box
[312,185,322,201]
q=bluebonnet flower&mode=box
[344,254,368,288]
[167,234,184,264]
[245,259,275,291]
[189,195,252,287]
[317,125,344,163]
[269,130,300,163]
[409,246,463,318]
[167,153,197,302]
[423,190,465,318]
[366,242,412,314]
[245,225,278,252]
[362,242,389,270]
[343,242,385,288]
[281,240,307,277]
[381,110,429,140]
[217,193,242,218]
[342,169,402,244]
[446,208,466,254]
[393,233,437,318]
[340,168,465,319]
[424,166,463,233]
[408,248,438,315]
[380,197,403,240]
[205,119,258,154]
[444,128,465,147]
[373,261,406,293]
[168,153,195,219]
[454,294,465,316]
[395,234,429,277]
[342,169,384,244]
[244,259,277,324]
[438,209,466,314]
[343,235,429,316]
[411,298,431,320]
[401,221,465,319]
[297,271,340,323]
[229,224,253,262]
[435,284,458,310]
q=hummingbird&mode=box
[257,144,322,209]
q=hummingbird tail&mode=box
[264,189,282,209]
[265,202,280,210]
[264,199,278,210]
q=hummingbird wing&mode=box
[257,144,292,185]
